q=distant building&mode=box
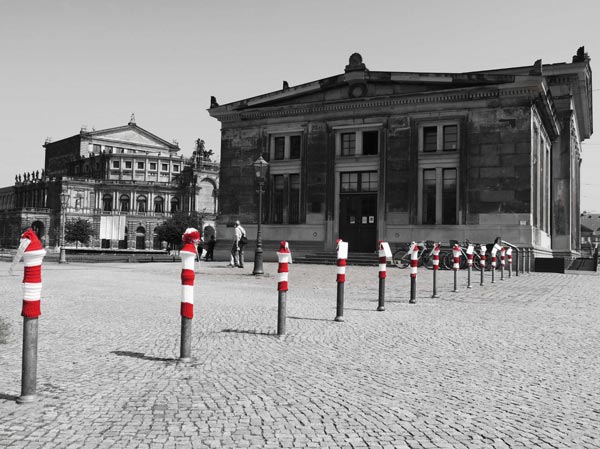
[209,49,593,259]
[0,118,219,250]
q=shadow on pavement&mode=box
[221,329,275,336]
[0,393,18,402]
[111,351,177,363]
[288,316,331,322]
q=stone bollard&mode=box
[179,228,200,362]
[276,241,291,335]
[479,244,486,286]
[409,242,418,304]
[335,239,348,322]
[8,228,47,404]
[431,243,440,298]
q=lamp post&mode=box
[59,192,69,263]
[253,156,269,275]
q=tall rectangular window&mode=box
[274,137,285,160]
[443,125,458,151]
[423,127,437,152]
[272,175,284,223]
[341,133,356,156]
[341,172,359,192]
[422,169,436,224]
[442,168,457,224]
[362,131,379,155]
[289,174,300,224]
[290,136,301,159]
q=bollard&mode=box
[491,244,499,284]
[521,248,525,275]
[514,247,519,277]
[500,246,506,280]
[377,241,391,311]
[466,243,474,288]
[479,244,486,286]
[431,243,440,298]
[409,242,418,304]
[452,243,460,292]
[526,248,531,274]
[9,228,47,404]
[276,241,291,335]
[179,228,200,362]
[506,248,513,278]
[335,239,348,322]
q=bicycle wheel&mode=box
[442,251,454,270]
[392,249,410,268]
[422,252,434,270]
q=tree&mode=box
[64,218,95,247]
[155,211,204,250]
[193,138,214,162]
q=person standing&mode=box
[204,235,216,261]
[229,220,247,268]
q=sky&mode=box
[1,0,599,209]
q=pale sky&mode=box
[1,0,599,209]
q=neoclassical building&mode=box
[0,117,219,250]
[209,48,593,259]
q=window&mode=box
[113,161,120,169]
[362,131,378,155]
[137,195,147,212]
[421,123,459,152]
[270,173,301,224]
[137,162,144,170]
[120,194,130,212]
[419,168,458,225]
[270,134,302,160]
[161,164,168,171]
[173,165,180,172]
[341,171,377,193]
[341,133,356,156]
[149,162,157,170]
[102,194,113,212]
[125,161,132,169]
[105,146,113,153]
[93,144,101,153]
[154,196,164,213]
[170,197,179,213]
[290,136,301,159]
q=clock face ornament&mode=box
[349,83,367,98]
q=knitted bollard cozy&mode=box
[180,228,201,319]
[20,229,47,318]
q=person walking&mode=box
[229,220,247,268]
[204,235,216,261]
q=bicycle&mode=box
[393,241,436,270]
[442,240,490,271]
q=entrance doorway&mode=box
[339,193,377,253]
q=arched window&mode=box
[137,195,147,212]
[136,226,146,249]
[120,194,130,212]
[154,196,164,213]
[170,197,179,213]
[102,194,113,212]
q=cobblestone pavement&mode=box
[1,260,599,449]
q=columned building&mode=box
[0,118,219,249]
[209,49,593,258]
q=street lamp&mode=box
[59,192,69,263]
[252,156,269,275]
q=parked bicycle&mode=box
[393,240,436,270]
[442,240,497,271]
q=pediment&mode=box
[90,125,177,152]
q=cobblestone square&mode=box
[1,260,599,448]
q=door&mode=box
[339,193,377,253]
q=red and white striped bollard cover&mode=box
[432,243,440,270]
[19,229,46,318]
[277,241,291,291]
[467,243,474,268]
[506,247,513,269]
[491,245,498,269]
[500,246,506,269]
[452,244,460,271]
[410,242,418,279]
[337,239,346,283]
[378,240,387,280]
[479,244,486,269]
[180,228,200,319]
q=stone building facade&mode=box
[0,118,219,250]
[209,49,593,257]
